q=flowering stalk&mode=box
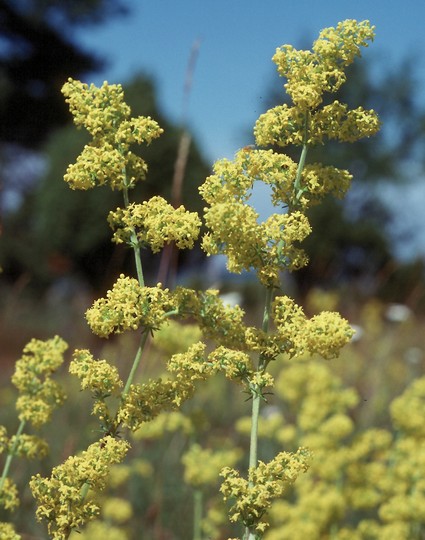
[245,129,308,539]
[245,108,311,537]
[245,287,274,540]
[122,328,150,399]
[0,420,25,494]
[28,78,210,539]
[0,337,67,531]
[203,19,379,538]
[28,20,380,539]
[122,184,145,287]
[193,488,203,540]
[248,286,274,470]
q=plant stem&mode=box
[122,186,145,287]
[294,142,308,200]
[244,110,309,539]
[293,111,310,204]
[122,329,150,399]
[68,331,149,540]
[132,232,145,287]
[193,489,203,540]
[0,419,25,491]
[245,286,274,540]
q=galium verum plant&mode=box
[18,18,380,540]
[200,19,379,539]
[0,336,68,539]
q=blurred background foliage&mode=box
[0,0,128,148]
[0,0,209,293]
[1,293,423,539]
[1,2,425,350]
[2,74,209,291]
[2,3,425,538]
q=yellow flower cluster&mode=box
[0,338,68,533]
[117,379,184,431]
[132,410,194,440]
[208,346,254,382]
[69,350,124,425]
[102,497,133,523]
[30,436,129,540]
[182,444,243,488]
[116,342,210,431]
[0,522,20,540]
[0,426,8,456]
[167,342,211,385]
[220,447,311,533]
[199,149,314,286]
[0,478,19,511]
[7,434,49,460]
[255,20,380,147]
[177,288,247,349]
[86,275,175,337]
[70,350,123,396]
[202,205,310,286]
[304,311,356,360]
[153,320,202,356]
[372,377,425,535]
[390,376,425,437]
[64,143,147,190]
[269,19,374,109]
[76,521,128,540]
[11,336,67,428]
[109,196,201,252]
[272,295,354,360]
[302,163,352,202]
[255,362,425,539]
[61,79,163,190]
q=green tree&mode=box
[1,75,210,290]
[0,0,127,147]
[0,0,129,277]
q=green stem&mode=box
[0,419,26,491]
[294,142,308,199]
[293,111,310,205]
[120,309,178,400]
[245,286,274,540]
[193,489,203,540]
[132,234,145,287]
[122,186,145,287]
[248,287,273,469]
[122,329,150,399]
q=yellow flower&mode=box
[86,275,175,337]
[102,497,133,523]
[182,444,243,488]
[0,479,19,511]
[61,78,163,191]
[0,522,21,540]
[11,336,67,428]
[109,196,201,252]
[30,437,129,539]
[220,448,311,533]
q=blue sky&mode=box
[75,0,425,163]
[73,1,425,259]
